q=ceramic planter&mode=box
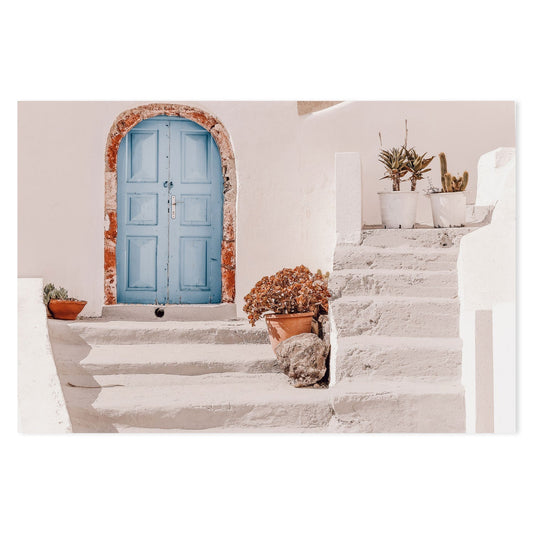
[429,191,466,228]
[378,191,418,229]
[48,299,87,320]
[265,311,314,351]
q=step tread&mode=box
[331,267,457,275]
[63,372,462,406]
[82,343,275,364]
[63,344,278,375]
[337,245,459,255]
[63,372,330,408]
[333,295,459,304]
[71,319,264,330]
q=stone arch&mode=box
[104,103,236,304]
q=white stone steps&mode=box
[330,296,459,338]
[67,319,269,346]
[359,227,473,249]
[62,372,332,432]
[333,245,459,271]
[56,343,278,376]
[334,335,462,380]
[62,372,464,433]
[329,268,457,298]
[330,377,465,432]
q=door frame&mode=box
[104,103,236,305]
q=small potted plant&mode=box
[243,265,330,351]
[377,123,434,229]
[427,152,468,227]
[43,282,87,320]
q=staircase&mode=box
[48,318,333,432]
[48,227,472,433]
[328,227,474,432]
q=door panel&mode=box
[126,236,158,289]
[117,119,169,304]
[117,116,223,304]
[168,120,223,304]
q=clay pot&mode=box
[265,311,314,351]
[48,299,87,320]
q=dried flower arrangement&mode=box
[243,265,331,326]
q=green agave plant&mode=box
[378,146,408,191]
[405,148,434,191]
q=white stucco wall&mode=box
[18,101,515,317]
[458,148,516,433]
[18,278,71,433]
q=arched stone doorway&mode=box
[104,103,236,305]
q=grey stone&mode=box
[275,333,328,388]
[318,314,330,347]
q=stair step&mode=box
[330,377,465,432]
[102,303,236,322]
[359,227,474,249]
[55,343,278,376]
[333,245,459,271]
[329,269,457,298]
[334,335,462,381]
[62,372,332,432]
[330,296,459,337]
[67,319,269,345]
[62,372,464,433]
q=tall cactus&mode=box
[439,152,468,192]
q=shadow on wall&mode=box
[48,320,118,433]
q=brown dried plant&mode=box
[243,265,331,326]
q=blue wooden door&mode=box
[116,116,223,304]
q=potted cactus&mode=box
[377,124,434,229]
[427,152,468,227]
[43,282,87,320]
[243,266,330,351]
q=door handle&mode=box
[164,180,173,188]
[171,195,176,219]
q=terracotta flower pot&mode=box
[48,299,87,320]
[265,311,315,351]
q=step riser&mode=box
[331,391,465,432]
[71,327,269,346]
[334,342,462,381]
[334,249,458,271]
[331,300,459,337]
[329,271,457,298]
[359,228,472,249]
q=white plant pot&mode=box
[378,191,418,229]
[429,191,466,228]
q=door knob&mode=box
[163,180,173,188]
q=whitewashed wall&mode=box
[18,278,71,433]
[458,148,516,433]
[18,101,515,316]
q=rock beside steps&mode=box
[48,312,464,433]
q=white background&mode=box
[3,1,531,532]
